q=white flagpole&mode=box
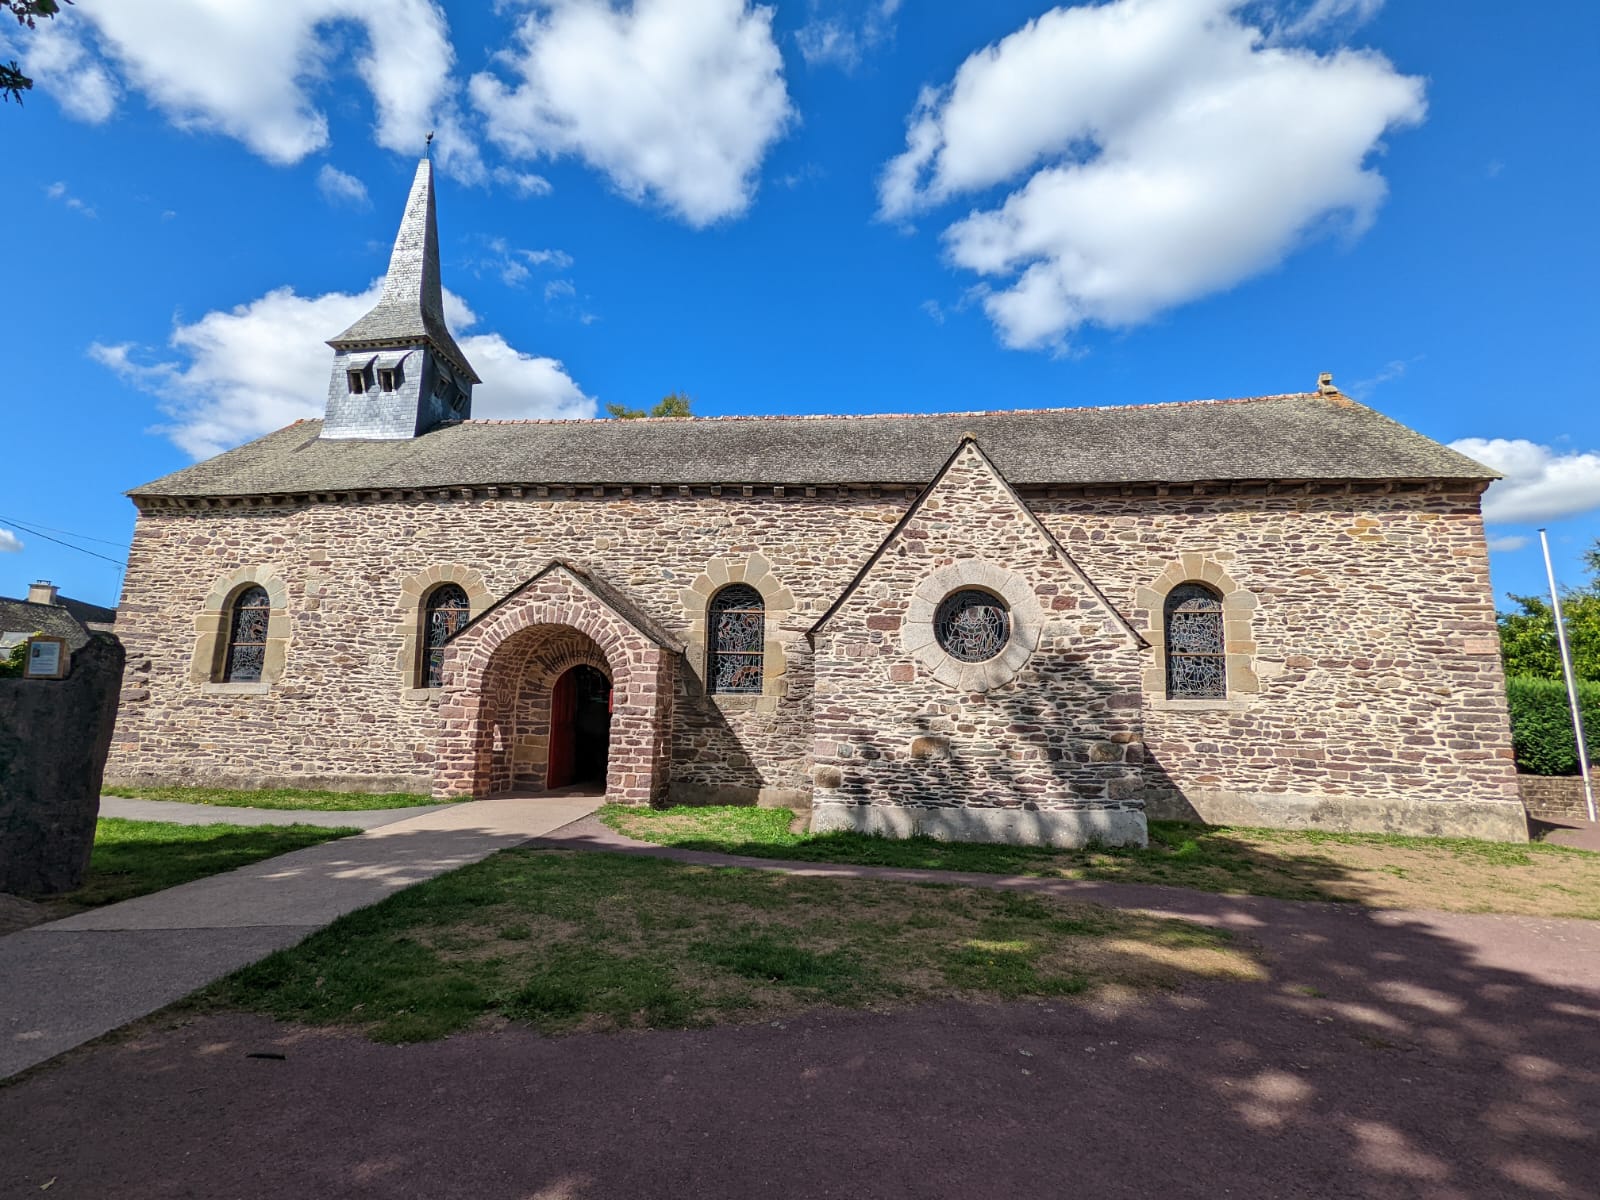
[1539,529,1596,823]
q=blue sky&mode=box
[4,0,1598,612]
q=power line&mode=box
[0,516,127,569]
[0,515,128,549]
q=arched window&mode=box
[421,584,471,688]
[708,584,764,694]
[1165,583,1225,699]
[222,586,271,683]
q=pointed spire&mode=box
[328,156,479,383]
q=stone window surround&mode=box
[902,560,1045,692]
[191,567,289,691]
[1138,555,1259,711]
[397,565,492,699]
[680,552,796,714]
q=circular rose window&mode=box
[934,589,1011,663]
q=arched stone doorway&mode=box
[432,561,678,804]
[476,624,614,794]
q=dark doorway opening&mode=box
[548,664,612,790]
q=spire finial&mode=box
[425,130,434,159]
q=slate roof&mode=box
[54,594,117,627]
[0,599,95,650]
[129,392,1495,500]
[327,157,480,384]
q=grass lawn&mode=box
[107,785,437,811]
[51,818,360,910]
[600,805,1600,920]
[197,849,1260,1043]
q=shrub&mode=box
[1506,675,1600,775]
[0,640,28,679]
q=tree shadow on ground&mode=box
[1,816,1598,1198]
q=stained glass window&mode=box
[1165,583,1226,699]
[935,589,1010,663]
[223,586,270,683]
[709,584,764,694]
[422,584,470,688]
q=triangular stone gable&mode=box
[812,437,1141,649]
[451,559,684,654]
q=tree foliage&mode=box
[4,1,70,106]
[0,638,31,678]
[604,391,693,420]
[1498,539,1600,683]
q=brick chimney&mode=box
[26,580,58,606]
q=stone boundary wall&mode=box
[1519,775,1594,821]
[0,634,125,895]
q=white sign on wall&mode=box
[23,636,67,680]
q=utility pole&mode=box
[1540,529,1596,823]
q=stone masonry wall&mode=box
[810,445,1149,847]
[108,470,1522,837]
[1033,488,1525,840]
[107,491,909,796]
[1,634,126,894]
[1518,775,1593,821]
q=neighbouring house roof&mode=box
[53,594,117,628]
[0,599,95,651]
[129,392,1496,500]
[326,156,480,384]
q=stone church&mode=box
[107,157,1527,846]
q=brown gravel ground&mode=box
[4,855,1598,1199]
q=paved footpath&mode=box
[0,795,602,1080]
[98,794,452,829]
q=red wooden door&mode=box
[547,668,577,789]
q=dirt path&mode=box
[4,816,1599,1198]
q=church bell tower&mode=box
[321,155,480,440]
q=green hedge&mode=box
[1506,675,1600,775]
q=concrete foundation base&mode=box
[810,801,1148,849]
[1146,788,1530,844]
[666,782,812,812]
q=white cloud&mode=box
[91,282,595,460]
[45,180,95,218]
[796,0,901,71]
[316,164,370,208]
[1486,535,1529,554]
[477,241,574,288]
[463,334,593,422]
[471,0,794,226]
[1449,438,1600,526]
[0,529,22,554]
[17,20,119,121]
[879,0,1425,350]
[492,166,554,197]
[1278,0,1385,38]
[25,1,476,173]
[521,248,574,269]
[1347,355,1422,400]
